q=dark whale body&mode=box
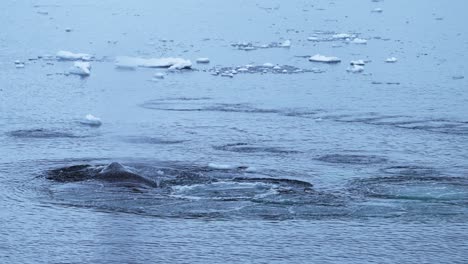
[47,162,158,188]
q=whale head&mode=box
[100,162,128,174]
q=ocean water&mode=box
[1,0,467,263]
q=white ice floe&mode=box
[237,68,249,73]
[372,8,383,13]
[196,57,210,64]
[385,57,398,63]
[351,38,367,44]
[309,54,341,63]
[56,50,92,61]
[350,60,366,66]
[80,114,102,127]
[279,39,291,48]
[69,61,91,76]
[347,65,364,73]
[262,62,274,67]
[115,56,192,70]
[307,36,319,41]
[273,65,281,70]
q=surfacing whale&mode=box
[47,162,158,188]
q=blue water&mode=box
[1,0,467,263]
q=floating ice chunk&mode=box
[385,57,398,63]
[372,8,383,13]
[56,50,93,61]
[221,72,234,78]
[350,60,366,66]
[196,58,210,64]
[208,163,234,169]
[273,65,281,70]
[14,60,25,68]
[307,36,319,41]
[80,114,102,127]
[279,39,291,48]
[282,69,288,73]
[347,65,364,73]
[351,38,367,44]
[309,54,341,63]
[115,56,192,69]
[69,61,91,76]
[237,68,249,72]
[153,72,165,79]
[263,62,274,67]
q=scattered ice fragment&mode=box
[37,11,48,15]
[80,114,102,127]
[385,57,398,63]
[309,54,341,63]
[351,38,367,44]
[347,65,364,73]
[69,61,91,76]
[115,56,192,69]
[57,50,92,61]
[196,58,210,64]
[263,62,274,68]
[279,39,291,48]
[307,36,319,41]
[273,65,281,70]
[282,69,288,73]
[237,68,249,72]
[350,60,365,66]
[372,8,383,13]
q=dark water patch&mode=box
[140,101,281,114]
[7,129,81,139]
[328,114,468,136]
[213,143,300,154]
[350,165,468,203]
[122,136,186,145]
[317,154,388,165]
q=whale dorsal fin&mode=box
[101,162,126,174]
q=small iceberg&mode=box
[56,50,93,61]
[69,61,91,76]
[309,54,341,63]
[80,114,102,127]
[115,56,192,70]
[385,57,398,63]
[196,58,210,64]
[263,62,274,68]
[347,65,364,73]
